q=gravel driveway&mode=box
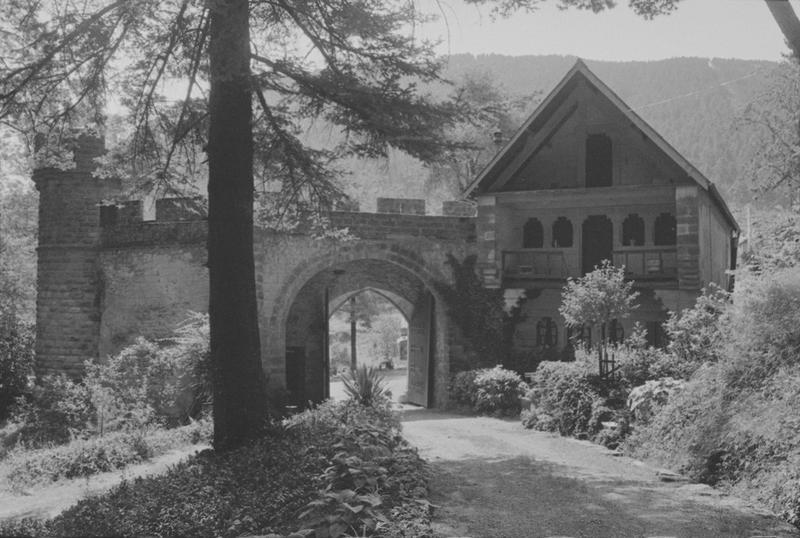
[401,409,799,538]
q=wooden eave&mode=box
[463,59,739,234]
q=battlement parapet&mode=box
[156,197,207,221]
[99,197,207,248]
[442,200,477,217]
[328,211,476,242]
[100,219,208,248]
[376,198,425,215]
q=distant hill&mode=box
[340,54,780,212]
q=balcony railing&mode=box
[613,247,677,279]
[502,247,678,281]
[502,249,570,279]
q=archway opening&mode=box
[328,289,410,403]
[282,258,438,408]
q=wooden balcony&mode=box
[502,249,570,280]
[613,247,677,280]
[502,247,678,283]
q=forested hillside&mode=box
[338,54,781,212]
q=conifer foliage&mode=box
[0,0,466,450]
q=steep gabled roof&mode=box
[464,59,739,232]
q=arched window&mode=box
[586,133,613,187]
[622,214,645,247]
[606,319,625,344]
[646,321,667,348]
[567,324,592,348]
[523,218,544,248]
[536,317,558,347]
[552,217,573,247]
[654,213,677,246]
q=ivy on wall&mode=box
[436,254,525,372]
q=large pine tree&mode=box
[0,0,460,450]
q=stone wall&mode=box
[34,139,477,407]
[33,134,120,377]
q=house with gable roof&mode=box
[465,59,739,352]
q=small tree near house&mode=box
[559,261,639,376]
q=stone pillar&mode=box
[33,133,119,378]
[676,185,700,290]
[477,195,500,288]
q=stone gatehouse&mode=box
[33,61,740,408]
[33,134,477,408]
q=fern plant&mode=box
[340,365,390,407]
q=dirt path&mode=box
[0,444,209,522]
[401,409,799,538]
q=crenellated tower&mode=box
[33,132,120,377]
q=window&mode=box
[536,317,558,347]
[654,213,677,246]
[586,134,613,187]
[622,214,645,247]
[567,324,592,347]
[552,217,573,247]
[606,319,625,344]
[646,321,667,348]
[523,218,544,248]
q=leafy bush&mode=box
[3,418,211,488]
[448,366,527,416]
[85,314,210,430]
[0,314,34,422]
[626,377,686,423]
[448,369,478,409]
[473,365,528,416]
[9,401,430,538]
[12,317,210,447]
[13,374,93,447]
[664,284,729,371]
[340,364,390,407]
[627,269,800,528]
[522,361,600,437]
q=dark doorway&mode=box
[654,213,677,246]
[582,215,613,274]
[622,214,645,246]
[586,134,613,187]
[552,217,573,247]
[523,218,544,248]
[285,346,306,407]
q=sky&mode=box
[419,0,792,62]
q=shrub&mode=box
[340,364,390,407]
[85,322,209,431]
[13,374,93,447]
[664,284,729,371]
[473,365,528,416]
[723,269,800,389]
[0,314,34,422]
[11,317,209,448]
[614,344,693,386]
[448,369,478,409]
[523,361,600,437]
[3,418,211,488]
[18,401,429,538]
[626,270,800,528]
[448,366,527,416]
[626,377,686,423]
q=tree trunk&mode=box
[207,0,268,451]
[350,296,357,370]
[766,0,800,59]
